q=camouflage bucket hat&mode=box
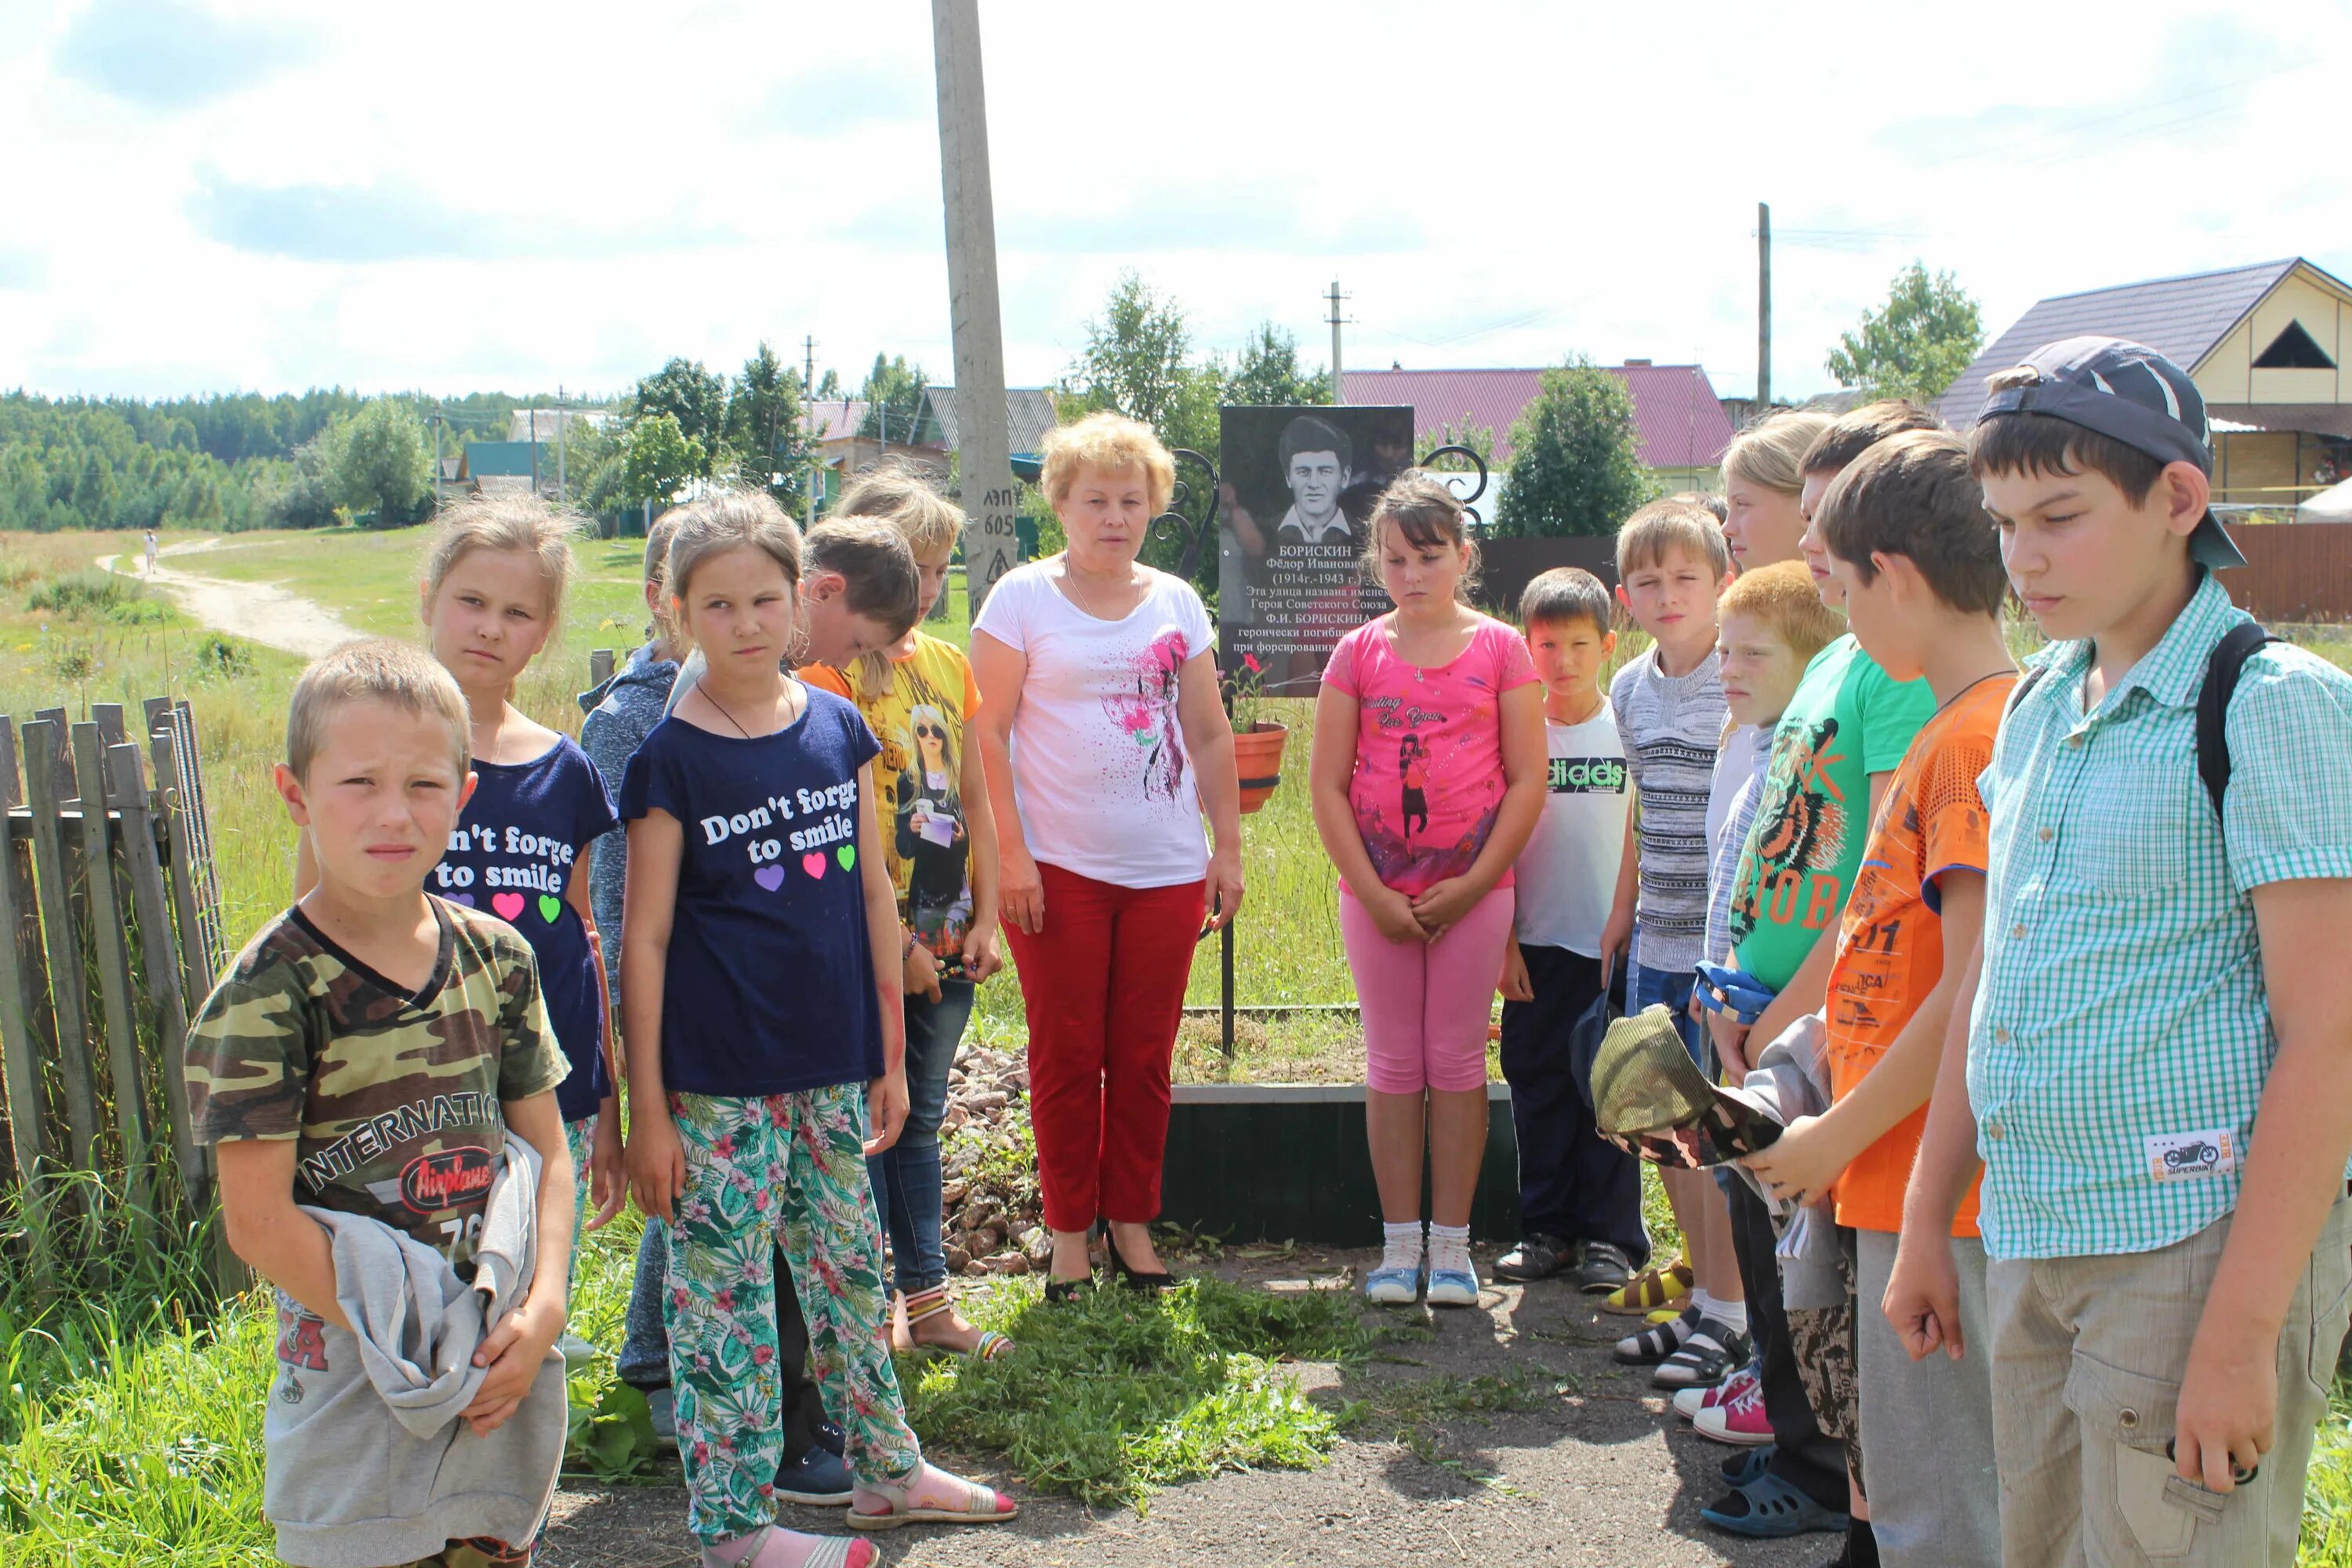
[1592,1004,1784,1170]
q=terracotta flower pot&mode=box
[1232,720,1289,815]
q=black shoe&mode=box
[1492,1233,1577,1283]
[1565,1240,1636,1294]
[813,1419,844,1459]
[1102,1224,1172,1292]
[773,1444,853,1506]
[1044,1274,1090,1303]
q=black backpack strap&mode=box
[2195,620,2276,821]
[2006,660,2049,719]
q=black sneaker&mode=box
[773,1444,853,1506]
[1492,1234,1577,1283]
[1565,1240,1635,1294]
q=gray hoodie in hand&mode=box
[267,1132,567,1568]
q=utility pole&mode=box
[1327,279,1347,404]
[431,409,442,517]
[1757,201,1773,408]
[803,336,820,524]
[556,384,566,504]
[933,0,1018,617]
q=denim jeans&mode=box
[616,1219,672,1388]
[866,980,975,1296]
[1626,956,1705,1066]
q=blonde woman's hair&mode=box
[906,702,960,781]
[422,495,583,633]
[1363,470,1481,602]
[1717,559,1843,667]
[1616,497,1731,579]
[662,490,804,653]
[287,637,470,782]
[1721,408,1836,499]
[1040,411,1176,517]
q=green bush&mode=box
[27,569,146,620]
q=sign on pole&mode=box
[931,0,1019,617]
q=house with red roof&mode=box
[1338,361,1737,492]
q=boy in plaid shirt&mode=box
[1886,337,2352,1566]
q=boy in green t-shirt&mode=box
[1700,406,1938,1542]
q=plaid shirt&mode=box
[1969,572,2352,1261]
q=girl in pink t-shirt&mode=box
[1309,474,1545,1308]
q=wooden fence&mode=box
[0,697,234,1291]
[2222,522,2352,622]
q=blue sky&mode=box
[2,0,2348,403]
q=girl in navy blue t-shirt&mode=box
[619,492,1016,1563]
[294,498,626,1258]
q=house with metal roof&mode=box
[1938,258,2352,510]
[912,386,1063,462]
[1338,363,1737,492]
[457,440,540,497]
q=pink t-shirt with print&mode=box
[1323,615,1537,897]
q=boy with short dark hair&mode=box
[1740,430,2013,1568]
[1887,336,2352,1567]
[189,638,574,1567]
[1495,568,1643,1290]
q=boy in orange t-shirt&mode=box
[1740,430,2015,1568]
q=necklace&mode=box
[1061,557,1134,620]
[1935,666,2016,717]
[473,705,507,762]
[699,684,769,739]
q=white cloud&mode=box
[2,0,2349,405]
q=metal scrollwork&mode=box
[1148,447,1222,581]
[1417,443,1491,535]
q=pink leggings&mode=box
[1339,885,1515,1094]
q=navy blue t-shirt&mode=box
[433,735,618,1122]
[619,687,884,1098]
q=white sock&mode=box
[1707,1298,1749,1335]
[1380,1221,1425,1272]
[1428,1222,1472,1275]
[1690,1289,1715,1318]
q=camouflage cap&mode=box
[1592,1004,1784,1170]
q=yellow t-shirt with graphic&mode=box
[803,633,982,959]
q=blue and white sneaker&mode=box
[1425,1263,1482,1308]
[1364,1260,1424,1305]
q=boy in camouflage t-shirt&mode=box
[187,899,566,1270]
[187,640,572,1568]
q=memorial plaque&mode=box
[1217,405,1414,695]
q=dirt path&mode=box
[96,539,358,659]
[541,1250,1827,1568]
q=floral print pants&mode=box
[665,1087,922,1544]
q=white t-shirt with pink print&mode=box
[971,561,1214,889]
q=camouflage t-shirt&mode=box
[184,897,567,1269]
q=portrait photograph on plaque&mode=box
[1217,404,1414,694]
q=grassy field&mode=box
[5,524,2352,1560]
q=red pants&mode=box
[1004,861,1206,1232]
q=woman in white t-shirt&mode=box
[970,412,1243,1299]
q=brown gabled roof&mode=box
[1935,259,2326,428]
